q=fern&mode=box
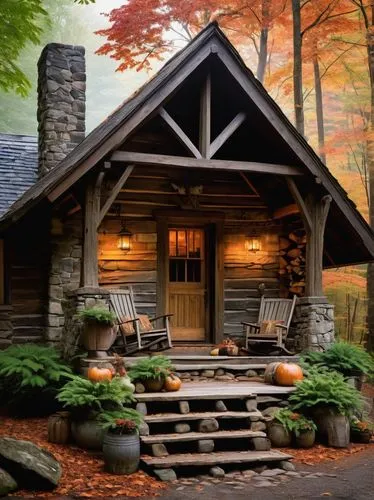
[79,307,116,325]
[98,408,143,433]
[301,342,374,377]
[57,376,135,415]
[273,408,317,437]
[0,344,72,416]
[289,369,363,416]
[128,355,174,382]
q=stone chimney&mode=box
[37,43,86,178]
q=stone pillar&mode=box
[292,297,335,351]
[0,305,13,350]
[37,43,86,178]
[46,214,83,344]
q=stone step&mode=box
[144,410,263,423]
[125,355,299,368]
[141,429,267,444]
[142,450,293,468]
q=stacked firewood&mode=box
[279,229,306,296]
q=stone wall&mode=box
[0,306,13,350]
[292,297,335,351]
[37,43,86,178]
[46,215,83,344]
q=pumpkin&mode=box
[274,362,304,386]
[164,374,182,392]
[210,348,219,356]
[87,366,113,382]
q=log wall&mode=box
[223,227,280,337]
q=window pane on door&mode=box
[177,230,187,257]
[187,260,201,282]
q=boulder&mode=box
[0,468,17,496]
[0,438,61,490]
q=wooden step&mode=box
[142,450,293,468]
[174,363,267,371]
[141,429,266,444]
[144,410,263,423]
[125,355,299,367]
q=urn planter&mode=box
[295,429,315,448]
[80,322,117,358]
[103,432,140,474]
[143,377,164,392]
[267,422,292,447]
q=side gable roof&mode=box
[0,134,38,217]
[1,22,373,265]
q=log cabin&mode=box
[0,22,374,354]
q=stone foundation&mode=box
[0,306,13,349]
[292,297,334,351]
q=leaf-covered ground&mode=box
[0,417,165,498]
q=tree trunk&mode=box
[292,0,305,136]
[366,23,374,352]
[256,0,271,84]
[313,49,326,164]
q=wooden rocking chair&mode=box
[242,295,297,354]
[109,288,173,356]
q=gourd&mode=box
[48,411,71,444]
[116,375,135,393]
[275,363,303,386]
[164,374,182,392]
[87,366,113,382]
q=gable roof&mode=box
[0,22,373,266]
[0,134,38,217]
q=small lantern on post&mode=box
[245,231,261,253]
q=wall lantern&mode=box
[117,220,132,252]
[245,232,261,253]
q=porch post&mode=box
[82,173,103,288]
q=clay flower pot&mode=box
[80,322,118,358]
[143,377,164,392]
[312,406,350,448]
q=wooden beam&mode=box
[208,112,246,159]
[199,73,211,158]
[273,204,300,220]
[0,239,4,304]
[82,172,104,287]
[111,151,304,176]
[97,165,134,227]
[159,107,202,159]
[239,172,260,196]
[286,178,312,232]
[305,194,332,296]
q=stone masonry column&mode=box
[292,297,335,351]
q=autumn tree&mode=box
[96,0,288,83]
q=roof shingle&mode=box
[0,134,38,216]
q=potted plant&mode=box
[56,375,134,449]
[289,369,363,448]
[270,408,317,448]
[301,342,374,390]
[128,355,174,392]
[99,408,143,474]
[350,418,373,444]
[79,307,117,358]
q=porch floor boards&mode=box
[136,381,294,402]
[141,429,267,444]
[144,410,262,423]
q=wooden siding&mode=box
[8,212,49,341]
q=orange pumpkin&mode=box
[164,374,182,392]
[274,363,303,386]
[87,366,113,382]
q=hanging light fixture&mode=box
[245,231,261,253]
[116,206,132,252]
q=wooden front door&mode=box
[168,228,207,341]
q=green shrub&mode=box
[128,355,174,382]
[289,369,363,416]
[301,342,374,377]
[57,375,134,418]
[273,408,317,437]
[79,307,116,325]
[98,408,143,434]
[0,344,72,416]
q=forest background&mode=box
[0,0,370,344]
